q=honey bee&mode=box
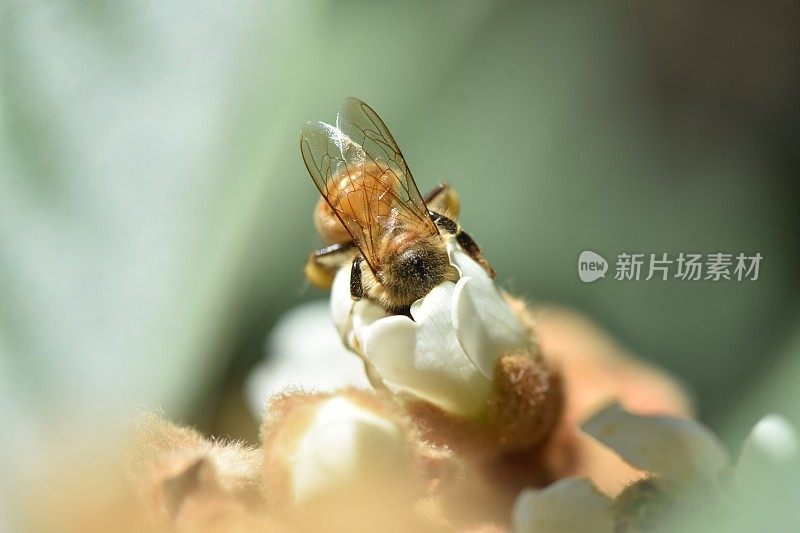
[301,98,494,313]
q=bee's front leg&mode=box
[304,242,356,289]
[429,210,496,278]
[350,256,364,300]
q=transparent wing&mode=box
[300,99,437,271]
[335,98,432,224]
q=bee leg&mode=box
[423,183,460,218]
[455,231,496,278]
[305,242,355,289]
[350,256,364,300]
[429,210,496,278]
[423,183,448,204]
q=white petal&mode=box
[361,282,493,417]
[351,298,389,347]
[245,301,371,417]
[290,396,405,504]
[331,267,356,339]
[735,414,798,489]
[449,243,527,378]
[581,402,729,489]
[331,266,391,352]
[512,478,615,533]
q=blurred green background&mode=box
[2,0,799,477]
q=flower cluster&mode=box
[121,238,798,532]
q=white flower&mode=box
[512,478,615,533]
[735,414,798,489]
[330,240,528,418]
[580,402,729,491]
[246,301,371,418]
[289,396,408,504]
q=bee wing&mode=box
[300,99,437,271]
[335,98,433,225]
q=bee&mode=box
[301,97,494,313]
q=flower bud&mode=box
[260,389,442,531]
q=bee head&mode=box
[379,238,457,308]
